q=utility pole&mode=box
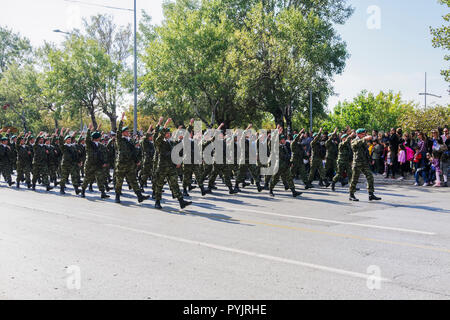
[133,0,138,135]
[309,89,313,133]
[419,72,442,109]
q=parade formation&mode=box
[0,111,388,210]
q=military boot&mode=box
[16,181,20,189]
[60,186,65,195]
[89,184,94,192]
[291,187,302,198]
[74,186,81,195]
[155,199,162,209]
[331,181,336,191]
[115,193,121,203]
[256,182,263,192]
[324,180,331,188]
[136,191,150,203]
[199,185,207,196]
[206,186,214,194]
[46,185,53,192]
[233,183,241,193]
[178,198,192,209]
[32,183,36,191]
[369,192,381,201]
[188,185,196,191]
[80,188,86,198]
[269,189,275,197]
[228,185,237,194]
[27,182,31,189]
[101,191,110,199]
[183,187,190,197]
[263,181,270,190]
[305,183,314,190]
[283,182,289,191]
[349,193,359,202]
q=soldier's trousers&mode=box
[32,164,50,186]
[308,159,327,183]
[208,164,232,188]
[183,164,203,189]
[49,164,58,182]
[349,163,374,194]
[16,163,31,184]
[0,162,12,183]
[60,163,80,188]
[290,161,308,184]
[236,164,260,184]
[115,163,140,194]
[82,165,106,192]
[325,158,337,179]
[154,165,182,201]
[270,166,295,191]
[333,161,352,183]
[140,160,153,184]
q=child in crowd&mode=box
[398,144,407,180]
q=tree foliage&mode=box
[430,0,450,82]
[321,91,417,132]
[400,105,450,133]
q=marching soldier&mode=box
[80,124,109,199]
[114,112,150,204]
[290,129,308,187]
[307,128,330,188]
[325,128,339,182]
[59,128,81,195]
[31,133,53,191]
[140,124,155,189]
[269,133,302,198]
[0,131,13,186]
[153,118,192,209]
[349,129,382,202]
[15,132,33,188]
[331,131,355,191]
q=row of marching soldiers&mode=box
[0,114,381,209]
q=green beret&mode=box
[1,137,8,141]
[328,133,333,137]
[11,135,17,139]
[91,132,101,139]
[29,135,34,139]
[280,135,286,140]
[64,135,72,141]
[356,128,366,134]
[293,134,298,140]
[313,133,318,137]
[341,134,348,139]
[122,126,129,133]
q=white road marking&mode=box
[227,207,436,235]
[105,223,391,283]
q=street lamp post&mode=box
[133,0,138,135]
[419,72,442,109]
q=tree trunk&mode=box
[272,110,284,130]
[109,115,117,132]
[88,106,98,130]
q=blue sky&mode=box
[1,0,448,109]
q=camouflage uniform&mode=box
[333,137,353,184]
[325,134,338,180]
[153,128,182,201]
[140,132,155,187]
[81,129,107,193]
[290,135,308,184]
[32,142,50,188]
[308,134,327,184]
[115,121,141,194]
[59,136,81,191]
[16,138,32,186]
[0,140,13,184]
[349,137,374,194]
[270,141,297,192]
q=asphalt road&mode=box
[1,177,449,300]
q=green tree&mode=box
[0,26,32,75]
[46,35,115,130]
[430,0,450,82]
[400,105,450,133]
[322,91,417,132]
